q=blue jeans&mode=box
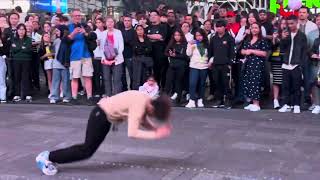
[189,68,208,101]
[51,68,71,101]
[0,57,6,100]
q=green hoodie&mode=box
[11,37,32,61]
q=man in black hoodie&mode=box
[279,15,308,114]
[208,20,235,109]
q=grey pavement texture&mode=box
[0,104,320,180]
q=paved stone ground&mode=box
[0,104,319,180]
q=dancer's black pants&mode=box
[49,106,111,164]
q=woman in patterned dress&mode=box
[241,23,269,112]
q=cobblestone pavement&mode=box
[0,104,319,180]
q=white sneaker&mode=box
[49,99,56,104]
[206,95,214,101]
[26,96,32,102]
[311,106,320,114]
[273,99,280,109]
[13,96,21,102]
[293,106,301,114]
[197,99,204,108]
[60,92,64,98]
[36,151,58,176]
[249,104,261,112]
[185,100,196,108]
[244,104,253,110]
[308,104,316,111]
[62,99,71,103]
[94,94,101,98]
[48,94,51,99]
[279,104,291,113]
[171,93,178,100]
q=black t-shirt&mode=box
[147,23,167,45]
[261,21,274,36]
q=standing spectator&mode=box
[209,20,235,109]
[310,33,320,114]
[51,8,63,27]
[166,12,178,43]
[164,29,188,104]
[279,15,308,114]
[226,11,240,37]
[147,10,168,88]
[316,14,320,30]
[50,25,72,104]
[241,23,269,112]
[11,24,33,102]
[297,6,319,109]
[203,20,215,40]
[137,13,148,29]
[121,15,135,91]
[259,10,274,40]
[132,25,153,90]
[31,20,43,91]
[93,17,107,98]
[39,33,54,97]
[181,22,194,43]
[43,22,52,34]
[270,19,287,109]
[4,13,20,100]
[184,14,197,34]
[101,17,124,97]
[68,9,94,104]
[185,29,209,108]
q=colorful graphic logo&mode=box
[270,0,320,13]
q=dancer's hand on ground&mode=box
[155,124,171,139]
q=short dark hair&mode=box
[95,17,104,23]
[258,9,267,14]
[215,19,227,27]
[15,6,22,13]
[299,6,310,14]
[287,15,298,21]
[151,95,172,123]
[150,10,160,16]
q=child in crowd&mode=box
[139,75,159,99]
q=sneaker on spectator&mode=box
[87,97,95,106]
[308,104,316,111]
[279,104,291,113]
[0,100,6,104]
[171,93,178,100]
[48,94,51,99]
[13,96,21,102]
[206,94,214,101]
[212,100,223,108]
[273,99,280,109]
[71,99,80,105]
[60,92,64,98]
[293,106,301,114]
[244,104,253,110]
[249,104,261,112]
[185,100,196,108]
[36,151,58,176]
[197,99,204,108]
[224,99,232,109]
[62,99,71,103]
[94,94,101,98]
[311,106,320,114]
[26,96,32,102]
[49,99,56,104]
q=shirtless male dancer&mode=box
[36,90,172,175]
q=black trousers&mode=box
[212,65,232,101]
[164,63,187,100]
[49,106,111,164]
[207,68,215,95]
[92,59,104,96]
[12,60,31,97]
[132,56,153,90]
[31,52,41,89]
[282,67,302,106]
[152,51,168,88]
